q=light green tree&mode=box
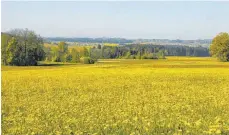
[210,32,229,61]
[57,41,68,62]
[83,47,89,57]
[71,48,80,63]
[1,33,12,65]
[6,37,18,65]
[6,29,45,66]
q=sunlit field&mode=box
[2,57,229,134]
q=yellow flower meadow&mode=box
[2,57,229,134]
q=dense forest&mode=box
[1,29,210,66]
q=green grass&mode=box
[2,57,229,134]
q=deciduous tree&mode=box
[210,32,229,61]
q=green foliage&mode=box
[43,43,96,64]
[125,51,131,59]
[51,47,60,62]
[140,53,157,59]
[58,42,68,53]
[1,33,12,65]
[58,42,68,62]
[136,51,141,59]
[6,37,18,65]
[42,41,210,64]
[65,54,72,62]
[97,44,102,49]
[157,50,166,59]
[71,48,80,63]
[129,55,136,59]
[83,47,89,57]
[3,29,45,66]
[80,57,95,64]
[210,32,229,61]
[90,49,102,60]
[43,47,52,61]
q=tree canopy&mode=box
[2,29,45,66]
[1,29,212,66]
[210,32,229,61]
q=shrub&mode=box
[129,55,136,59]
[80,57,95,64]
[141,53,158,59]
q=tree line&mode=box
[2,29,228,66]
[43,42,210,63]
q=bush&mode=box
[147,53,158,59]
[80,57,95,64]
[129,55,136,59]
[124,55,136,59]
[141,53,158,59]
[141,55,148,59]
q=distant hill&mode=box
[2,32,211,48]
[44,37,212,47]
[43,37,133,44]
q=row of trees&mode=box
[2,29,227,66]
[89,44,209,60]
[1,29,210,66]
[1,29,95,65]
[44,42,94,64]
[43,43,169,64]
[43,43,210,63]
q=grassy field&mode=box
[2,57,229,134]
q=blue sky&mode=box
[2,1,229,39]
